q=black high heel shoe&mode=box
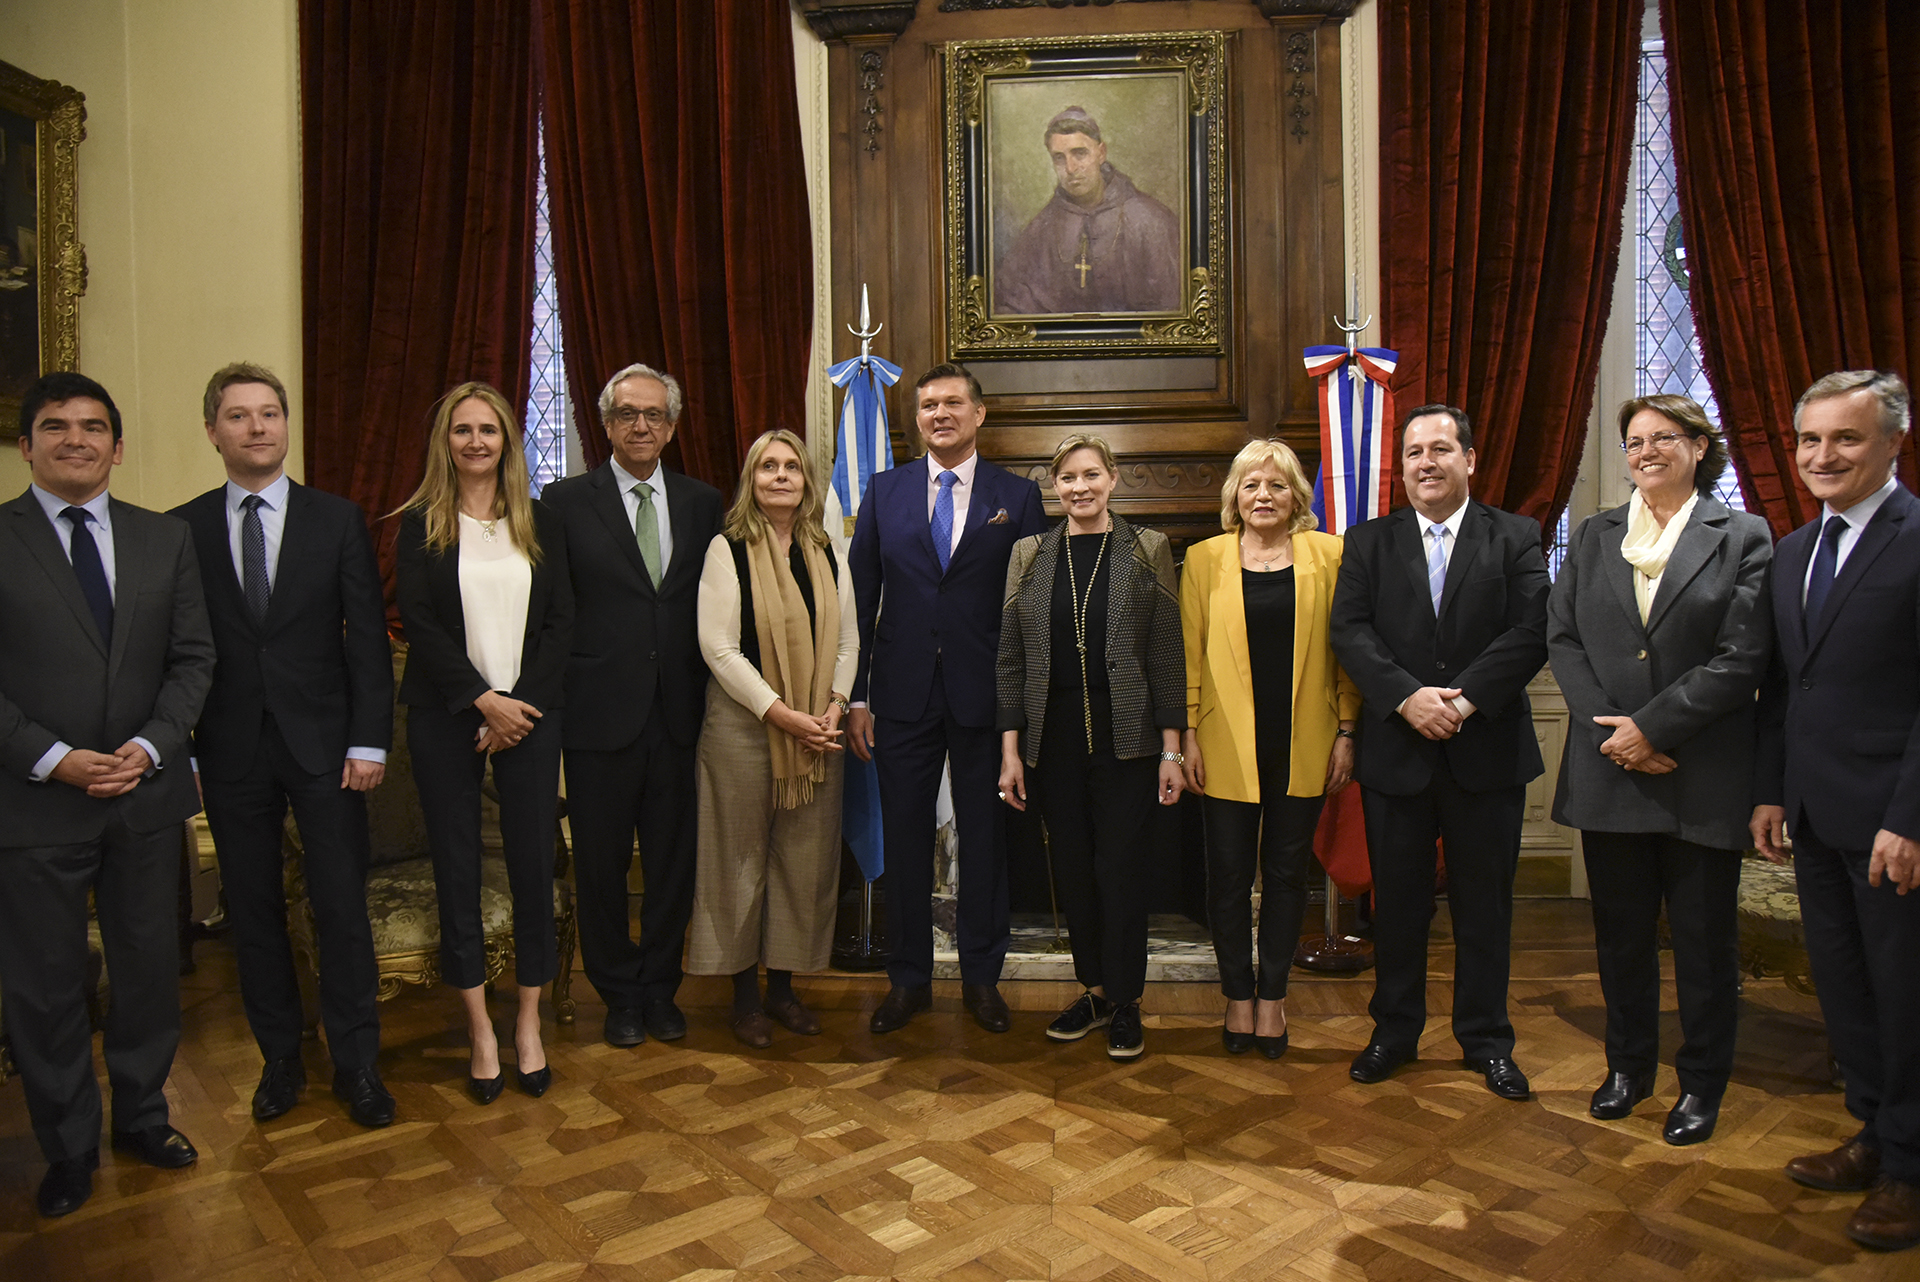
[1222,1027,1255,1055]
[467,1072,505,1105]
[515,1066,552,1098]
[1254,1029,1290,1060]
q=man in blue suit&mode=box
[847,363,1045,1032]
[1753,370,1920,1253]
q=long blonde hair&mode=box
[723,429,829,547]
[394,382,542,562]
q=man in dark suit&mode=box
[846,363,1046,1033]
[1752,370,1920,1253]
[0,373,216,1216]
[1330,403,1550,1100]
[172,362,395,1130]
[541,363,723,1047]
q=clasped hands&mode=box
[474,690,541,754]
[765,699,844,755]
[1401,686,1475,740]
[1593,714,1677,774]
[51,742,152,798]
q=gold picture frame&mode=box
[0,59,86,440]
[943,30,1229,359]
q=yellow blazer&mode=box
[1181,529,1361,802]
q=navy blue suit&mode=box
[851,455,1044,986]
[1756,482,1920,1183]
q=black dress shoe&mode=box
[1222,1027,1255,1055]
[962,982,1011,1033]
[1663,1093,1720,1146]
[252,1055,307,1121]
[1255,1030,1290,1061]
[1350,1043,1414,1084]
[604,1006,647,1047]
[642,998,687,1042]
[467,1072,505,1105]
[870,983,932,1033]
[110,1125,199,1169]
[332,1066,397,1128]
[1588,1070,1654,1120]
[37,1151,97,1217]
[1466,1056,1532,1101]
[515,1066,552,1098]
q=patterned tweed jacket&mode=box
[996,514,1187,764]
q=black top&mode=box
[727,537,834,673]
[1243,566,1296,785]
[1048,530,1114,754]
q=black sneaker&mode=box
[1107,1002,1144,1060]
[1046,990,1115,1042]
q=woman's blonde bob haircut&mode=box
[1048,432,1118,477]
[1220,437,1318,534]
[394,382,542,562]
[723,429,829,547]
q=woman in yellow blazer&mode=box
[1181,438,1360,1057]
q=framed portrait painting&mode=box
[0,60,86,440]
[943,31,1228,359]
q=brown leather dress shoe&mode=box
[1786,1138,1881,1191]
[730,1009,775,1049]
[764,995,821,1036]
[1846,1179,1920,1252]
[961,982,1011,1033]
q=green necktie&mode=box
[632,482,661,586]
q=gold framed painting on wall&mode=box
[944,30,1229,360]
[0,59,86,440]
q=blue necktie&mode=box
[62,506,114,646]
[1804,514,1847,629]
[1427,523,1447,615]
[932,470,958,572]
[241,494,271,622]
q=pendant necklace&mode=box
[1066,524,1111,753]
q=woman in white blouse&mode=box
[690,429,857,1047]
[394,383,573,1103]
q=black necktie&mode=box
[241,494,271,622]
[1803,514,1847,629]
[61,505,114,646]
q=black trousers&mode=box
[874,666,1007,988]
[0,817,180,1162]
[1360,763,1524,1060]
[1795,816,1920,1181]
[564,702,698,1009]
[1581,831,1741,1099]
[1033,738,1156,1006]
[410,703,562,989]
[201,715,380,1069]
[1203,788,1327,1002]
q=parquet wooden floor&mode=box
[0,904,1907,1281]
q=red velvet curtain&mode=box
[1663,0,1920,536]
[301,1,538,589]
[534,0,814,489]
[1380,0,1641,531]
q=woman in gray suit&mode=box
[1548,394,1772,1146]
[997,434,1186,1061]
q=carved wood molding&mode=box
[941,0,1185,9]
[1284,30,1314,140]
[1256,0,1358,17]
[857,47,888,155]
[798,0,918,42]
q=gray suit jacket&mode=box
[0,489,216,845]
[996,515,1185,764]
[1547,496,1772,850]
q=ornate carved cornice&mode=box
[941,0,1182,8]
[1256,0,1358,18]
[799,1,918,42]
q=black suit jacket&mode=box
[174,482,392,780]
[393,502,574,714]
[0,490,216,843]
[540,463,723,749]
[1331,500,1551,794]
[1755,483,1920,850]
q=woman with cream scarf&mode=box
[691,430,857,1047]
[1548,395,1773,1147]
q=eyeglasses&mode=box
[607,406,668,428]
[1619,430,1690,457]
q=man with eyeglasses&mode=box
[542,364,723,1049]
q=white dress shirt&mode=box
[26,484,160,780]
[1403,497,1475,719]
[1804,474,1899,605]
[611,458,675,574]
[924,451,979,559]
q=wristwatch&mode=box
[1160,751,1185,764]
[830,694,851,714]
[1335,728,1356,739]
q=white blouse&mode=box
[697,533,859,717]
[457,513,532,692]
